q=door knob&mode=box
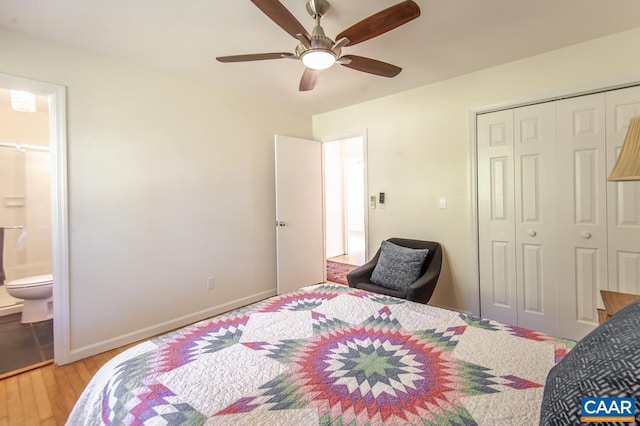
[276,221,287,227]
[581,231,591,239]
[528,230,537,237]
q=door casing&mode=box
[0,73,70,364]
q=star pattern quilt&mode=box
[68,284,574,425]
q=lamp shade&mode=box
[608,115,640,181]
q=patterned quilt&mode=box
[68,284,574,425]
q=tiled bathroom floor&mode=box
[0,313,53,376]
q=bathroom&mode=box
[0,88,54,376]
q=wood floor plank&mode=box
[72,361,93,386]
[81,355,102,376]
[5,376,24,425]
[30,369,54,421]
[17,374,39,425]
[60,363,85,398]
[40,365,67,425]
[0,376,7,421]
[51,364,78,416]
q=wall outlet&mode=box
[206,276,215,290]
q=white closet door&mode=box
[606,86,640,295]
[478,110,517,325]
[513,103,558,334]
[556,93,607,340]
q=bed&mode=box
[68,284,575,425]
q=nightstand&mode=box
[599,290,640,324]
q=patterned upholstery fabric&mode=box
[540,300,640,425]
[370,240,428,291]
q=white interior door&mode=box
[513,103,558,334]
[556,93,607,340]
[478,109,518,326]
[275,135,324,294]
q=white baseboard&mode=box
[68,288,277,363]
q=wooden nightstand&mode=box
[599,290,640,324]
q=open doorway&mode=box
[324,135,366,284]
[0,73,69,367]
[0,88,55,375]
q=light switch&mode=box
[439,197,447,209]
[370,195,376,209]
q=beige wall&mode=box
[313,28,640,316]
[0,27,311,359]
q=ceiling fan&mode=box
[216,0,421,91]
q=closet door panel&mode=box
[514,103,558,334]
[478,110,517,325]
[606,86,640,295]
[557,94,607,340]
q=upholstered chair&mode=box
[346,238,442,304]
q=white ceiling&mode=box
[1,0,640,115]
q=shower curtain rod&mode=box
[0,142,50,152]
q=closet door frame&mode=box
[469,80,640,334]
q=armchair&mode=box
[346,238,442,304]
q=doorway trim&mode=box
[0,73,70,364]
[321,130,369,263]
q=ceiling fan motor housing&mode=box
[306,0,330,18]
[310,24,333,51]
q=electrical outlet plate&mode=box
[206,277,215,289]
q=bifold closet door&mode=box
[556,93,607,340]
[478,110,517,326]
[478,104,558,334]
[513,103,558,335]
[606,86,640,296]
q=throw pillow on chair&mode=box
[370,240,429,291]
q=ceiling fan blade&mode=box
[299,68,320,91]
[216,53,295,62]
[336,0,420,47]
[339,55,402,77]
[251,0,311,41]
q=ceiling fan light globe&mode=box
[301,49,336,70]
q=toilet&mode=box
[4,274,53,323]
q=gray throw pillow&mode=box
[370,241,429,292]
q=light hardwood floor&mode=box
[0,344,134,425]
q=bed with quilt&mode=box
[68,284,575,425]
